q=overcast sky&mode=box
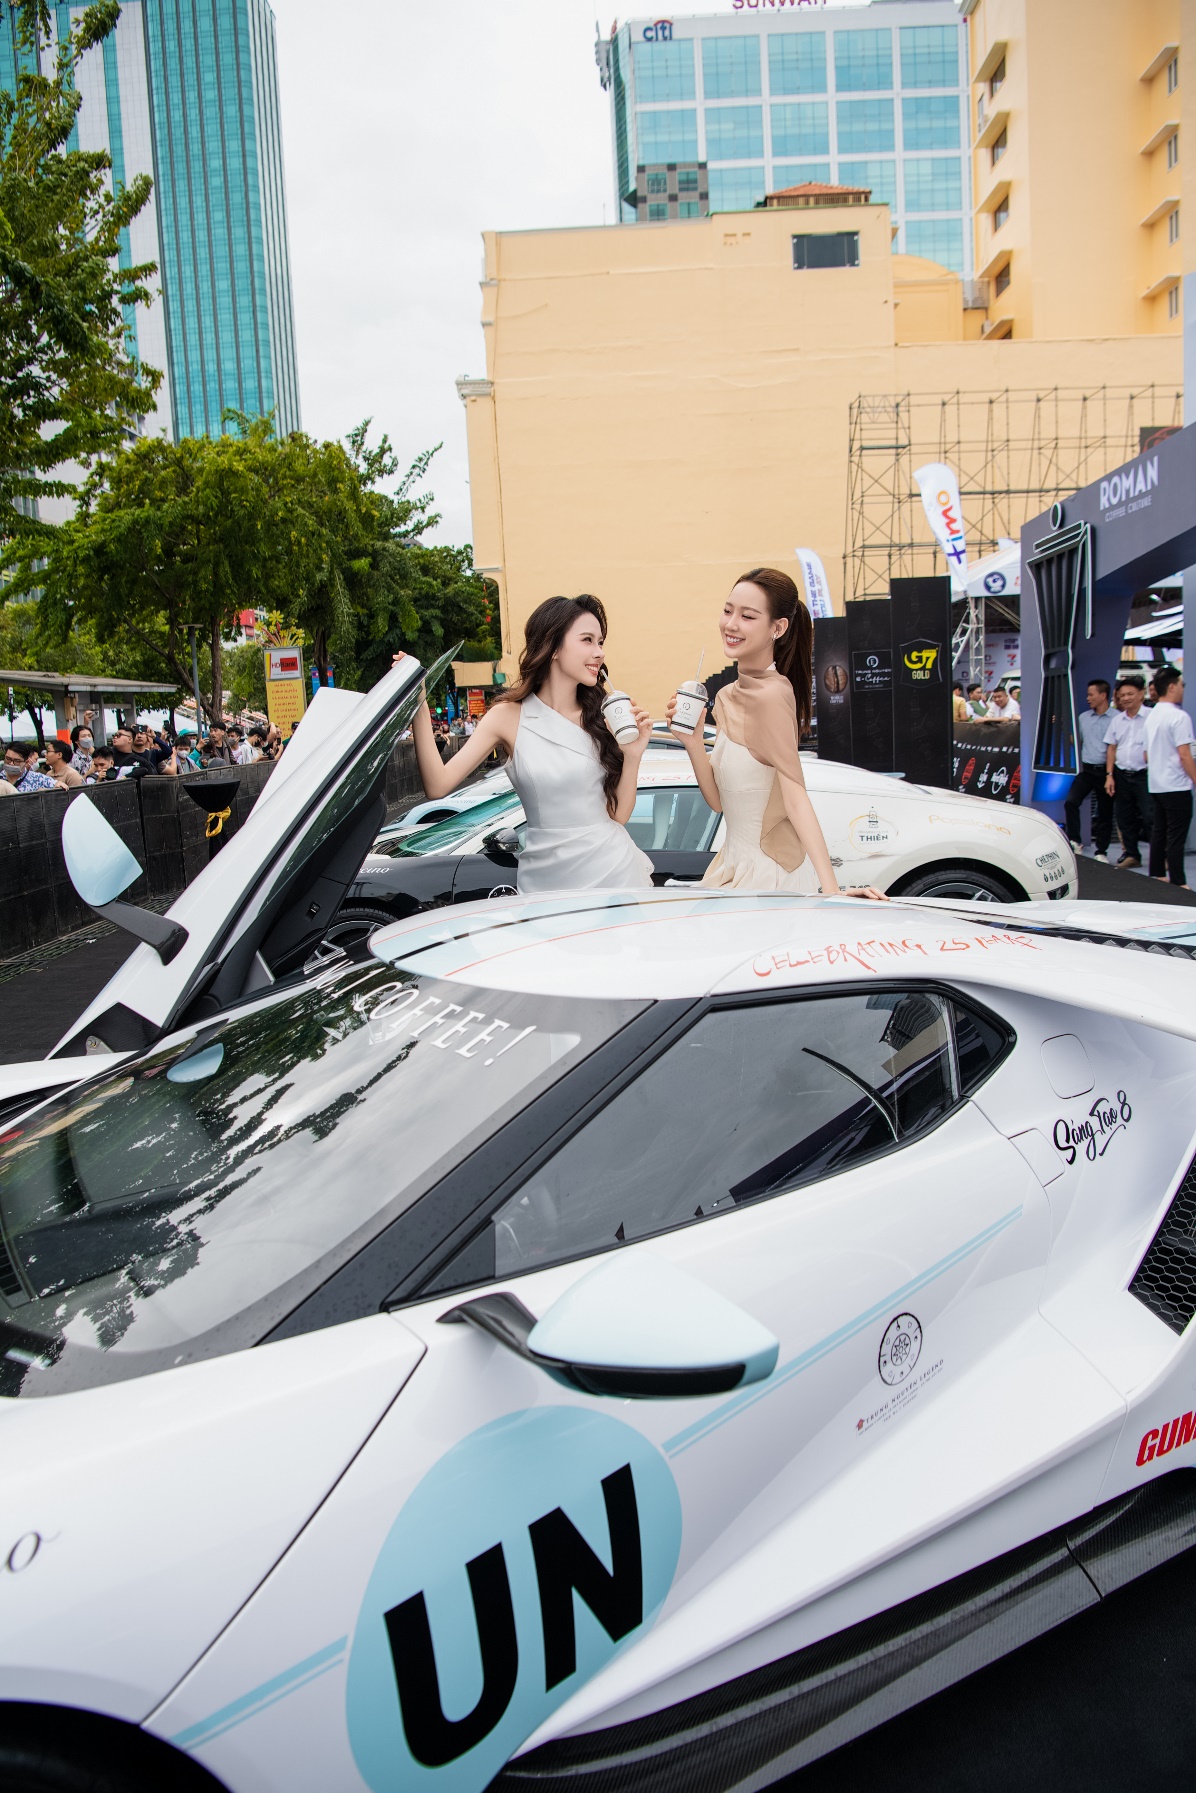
[268,0,866,549]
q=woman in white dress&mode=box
[667,567,882,899]
[404,595,654,894]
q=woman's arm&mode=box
[665,694,722,811]
[411,698,512,796]
[777,777,885,900]
[612,705,653,823]
[393,652,514,797]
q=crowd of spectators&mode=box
[0,711,291,798]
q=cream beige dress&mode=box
[701,668,821,894]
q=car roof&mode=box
[367,889,1196,1036]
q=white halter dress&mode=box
[507,695,654,895]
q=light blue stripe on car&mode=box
[663,1206,1023,1458]
[169,1637,348,1748]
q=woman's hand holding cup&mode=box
[666,689,707,747]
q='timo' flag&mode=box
[795,547,834,619]
[914,462,969,589]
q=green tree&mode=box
[224,638,268,715]
[8,420,299,721]
[343,423,496,688]
[0,0,160,544]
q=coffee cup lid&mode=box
[602,690,630,706]
[677,680,707,698]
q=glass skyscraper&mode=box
[600,0,972,276]
[1,0,301,441]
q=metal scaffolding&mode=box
[844,385,1184,605]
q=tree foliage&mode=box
[6,415,496,721]
[0,0,160,542]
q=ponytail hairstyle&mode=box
[496,594,624,815]
[736,567,813,737]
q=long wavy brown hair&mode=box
[496,594,624,814]
[736,567,814,736]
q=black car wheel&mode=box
[305,905,401,973]
[893,865,1024,903]
[0,1706,223,1793]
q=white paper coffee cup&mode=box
[671,680,708,735]
[602,690,639,745]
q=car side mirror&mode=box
[61,794,188,963]
[441,1252,778,1399]
[482,827,522,867]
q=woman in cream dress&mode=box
[668,567,883,899]
[404,594,653,895]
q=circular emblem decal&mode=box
[487,884,518,899]
[983,570,1007,595]
[878,1313,922,1386]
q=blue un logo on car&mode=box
[345,1406,682,1793]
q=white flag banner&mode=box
[914,461,969,589]
[795,547,834,619]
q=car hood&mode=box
[48,652,445,1059]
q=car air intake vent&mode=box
[0,1234,23,1301]
[1130,1155,1196,1334]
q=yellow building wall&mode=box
[461,206,1181,717]
[968,0,1183,338]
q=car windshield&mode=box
[0,960,644,1396]
[383,790,523,858]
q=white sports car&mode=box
[0,656,1187,1793]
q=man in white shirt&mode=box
[1144,667,1196,888]
[1103,675,1151,868]
[984,687,1020,720]
[1064,680,1115,860]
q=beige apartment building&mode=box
[459,3,1188,715]
[965,0,1187,339]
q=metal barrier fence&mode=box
[0,738,450,958]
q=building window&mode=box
[904,218,964,273]
[1168,53,1179,93]
[1169,284,1181,318]
[899,25,959,90]
[632,37,695,103]
[677,168,699,192]
[768,31,827,96]
[647,203,669,221]
[1168,129,1179,168]
[773,160,832,188]
[995,261,1011,296]
[636,108,698,163]
[990,56,1006,97]
[793,231,860,270]
[834,28,893,94]
[679,200,701,219]
[708,165,766,212]
[903,156,962,213]
[901,94,961,150]
[838,159,897,210]
[770,100,830,160]
[992,127,1007,165]
[993,197,1009,231]
[705,105,764,161]
[836,97,895,155]
[1170,205,1180,243]
[646,170,668,195]
[702,35,761,100]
